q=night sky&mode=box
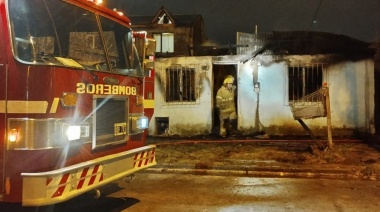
[106,0,380,45]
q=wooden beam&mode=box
[297,119,316,140]
[324,87,333,149]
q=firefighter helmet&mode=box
[223,75,234,84]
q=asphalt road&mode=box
[2,173,380,211]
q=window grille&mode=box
[165,65,196,102]
[288,64,324,102]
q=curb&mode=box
[144,164,378,181]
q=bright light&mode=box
[66,125,81,141]
[113,8,124,16]
[9,129,18,142]
[137,116,149,129]
[131,116,149,132]
[87,0,102,5]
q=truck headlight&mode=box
[130,115,148,134]
[65,124,89,141]
[66,125,81,141]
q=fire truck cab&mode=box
[0,0,156,206]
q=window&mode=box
[166,65,195,102]
[288,64,324,101]
[158,14,172,24]
[9,0,143,76]
[154,33,174,53]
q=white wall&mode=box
[237,55,375,136]
[238,58,296,134]
[149,54,375,136]
[149,56,213,136]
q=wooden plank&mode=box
[325,87,333,149]
[297,119,316,140]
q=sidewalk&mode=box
[145,135,380,180]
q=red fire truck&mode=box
[0,0,156,206]
[134,34,155,123]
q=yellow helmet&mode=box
[223,75,234,84]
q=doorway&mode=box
[212,64,238,135]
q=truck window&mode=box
[8,0,142,76]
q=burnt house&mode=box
[149,31,377,138]
[129,7,206,57]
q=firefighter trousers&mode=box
[219,111,237,137]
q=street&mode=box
[2,172,379,212]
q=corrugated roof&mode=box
[266,31,374,55]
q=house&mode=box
[148,31,376,138]
[129,7,206,57]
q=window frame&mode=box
[288,63,325,102]
[165,65,196,103]
[153,33,174,53]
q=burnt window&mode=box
[165,65,195,102]
[288,64,324,101]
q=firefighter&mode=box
[216,75,237,137]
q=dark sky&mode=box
[106,0,380,45]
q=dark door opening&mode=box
[156,117,169,136]
[212,64,238,135]
[375,69,380,134]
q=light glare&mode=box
[67,125,81,141]
[9,129,18,142]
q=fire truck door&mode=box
[0,13,7,194]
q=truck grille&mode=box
[93,96,129,149]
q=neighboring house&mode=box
[148,31,376,138]
[129,7,206,57]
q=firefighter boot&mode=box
[230,119,238,136]
[220,119,229,138]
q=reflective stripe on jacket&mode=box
[216,86,236,114]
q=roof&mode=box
[265,31,375,56]
[128,6,202,27]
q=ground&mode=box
[147,135,380,180]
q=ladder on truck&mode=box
[289,86,333,148]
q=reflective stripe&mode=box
[0,101,4,113]
[220,97,233,102]
[143,99,154,109]
[0,100,48,113]
[22,145,157,206]
[49,98,60,113]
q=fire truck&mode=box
[133,33,155,123]
[0,0,156,206]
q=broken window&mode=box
[153,33,174,53]
[165,65,195,102]
[158,14,172,24]
[288,64,324,101]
